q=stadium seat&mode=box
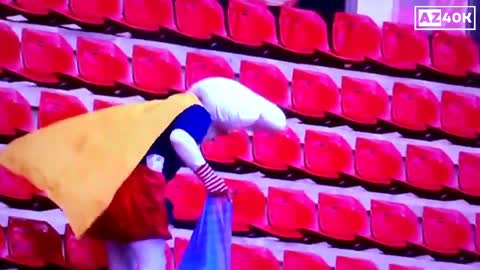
[6,217,64,267]
[185,52,234,89]
[389,264,425,270]
[117,45,183,98]
[336,256,379,270]
[51,0,122,27]
[5,28,75,86]
[165,173,207,225]
[0,0,66,17]
[175,0,226,39]
[292,129,354,180]
[283,250,330,270]
[251,187,316,241]
[288,69,341,120]
[37,91,88,128]
[438,91,480,140]
[107,0,175,31]
[382,82,440,132]
[0,164,40,203]
[0,88,33,137]
[401,144,455,191]
[0,22,21,72]
[64,225,108,269]
[201,130,250,168]
[239,60,290,108]
[173,237,189,267]
[225,178,266,234]
[232,243,280,270]
[332,12,382,62]
[0,226,6,261]
[458,151,480,198]
[93,99,120,110]
[421,207,475,255]
[476,214,480,254]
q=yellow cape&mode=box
[0,93,200,236]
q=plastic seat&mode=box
[389,264,424,270]
[0,165,40,201]
[458,152,480,197]
[6,217,64,267]
[0,22,21,72]
[174,237,189,267]
[421,207,475,255]
[332,12,382,62]
[118,45,183,97]
[201,130,249,167]
[164,173,207,224]
[64,225,108,269]
[185,52,234,89]
[0,0,66,17]
[402,144,455,191]
[0,226,6,261]
[107,0,175,31]
[225,178,266,234]
[336,76,389,125]
[175,0,226,39]
[283,250,330,270]
[0,88,33,137]
[251,187,317,241]
[232,243,280,270]
[240,60,289,108]
[5,28,75,85]
[37,91,88,128]
[93,99,120,110]
[476,214,480,254]
[336,256,379,270]
[289,69,341,119]
[51,0,122,26]
[439,91,479,140]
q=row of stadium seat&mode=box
[0,1,479,86]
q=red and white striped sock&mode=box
[194,163,227,194]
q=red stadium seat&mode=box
[251,187,316,241]
[390,264,425,270]
[5,28,75,85]
[201,130,249,167]
[335,76,389,125]
[225,178,266,234]
[402,144,455,191]
[0,0,66,16]
[108,0,175,31]
[293,129,354,180]
[93,99,120,110]
[0,226,6,260]
[0,88,33,136]
[336,256,379,270]
[118,45,183,97]
[52,0,122,26]
[0,165,40,201]
[283,250,330,270]
[458,152,480,197]
[240,60,289,108]
[232,243,280,270]
[175,0,226,39]
[289,69,341,119]
[185,52,234,88]
[421,207,475,255]
[64,225,108,269]
[37,91,88,128]
[0,22,20,72]
[332,13,382,62]
[174,237,189,267]
[165,173,207,224]
[439,91,480,140]
[476,214,480,254]
[6,217,64,267]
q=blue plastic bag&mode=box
[178,195,232,270]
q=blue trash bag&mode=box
[178,195,233,270]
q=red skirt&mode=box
[87,165,172,242]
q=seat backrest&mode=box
[283,250,330,270]
[232,243,280,270]
[93,99,120,110]
[185,52,234,88]
[0,88,33,133]
[252,128,301,167]
[440,90,479,138]
[164,173,207,221]
[14,0,67,11]
[389,264,425,270]
[70,0,121,18]
[225,178,266,229]
[0,22,20,69]
[37,91,88,128]
[175,0,226,38]
[382,22,430,66]
[64,225,108,268]
[124,0,175,28]
[458,151,480,194]
[201,130,249,163]
[336,256,379,270]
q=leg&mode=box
[128,238,167,270]
[106,241,136,270]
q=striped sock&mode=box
[194,163,227,194]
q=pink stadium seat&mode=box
[239,128,301,174]
[240,60,289,108]
[64,225,108,269]
[476,214,480,254]
[293,129,353,180]
[6,217,64,267]
[335,76,389,125]
[0,88,33,137]
[390,265,425,270]
[174,237,189,266]
[118,45,183,97]
[232,243,280,270]
[421,207,475,255]
[0,226,6,261]
[225,178,266,234]
[0,0,65,17]
[0,22,21,72]
[251,187,316,241]
[332,12,382,62]
[175,0,226,39]
[52,0,122,26]
[439,91,480,140]
[201,130,249,167]
[0,165,40,201]
[383,82,440,131]
[93,99,120,110]
[5,28,75,85]
[37,91,88,128]
[185,52,234,89]
[283,250,330,270]
[458,151,480,197]
[336,256,379,270]
[165,173,207,224]
[289,69,341,119]
[402,144,455,191]
[108,0,175,31]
